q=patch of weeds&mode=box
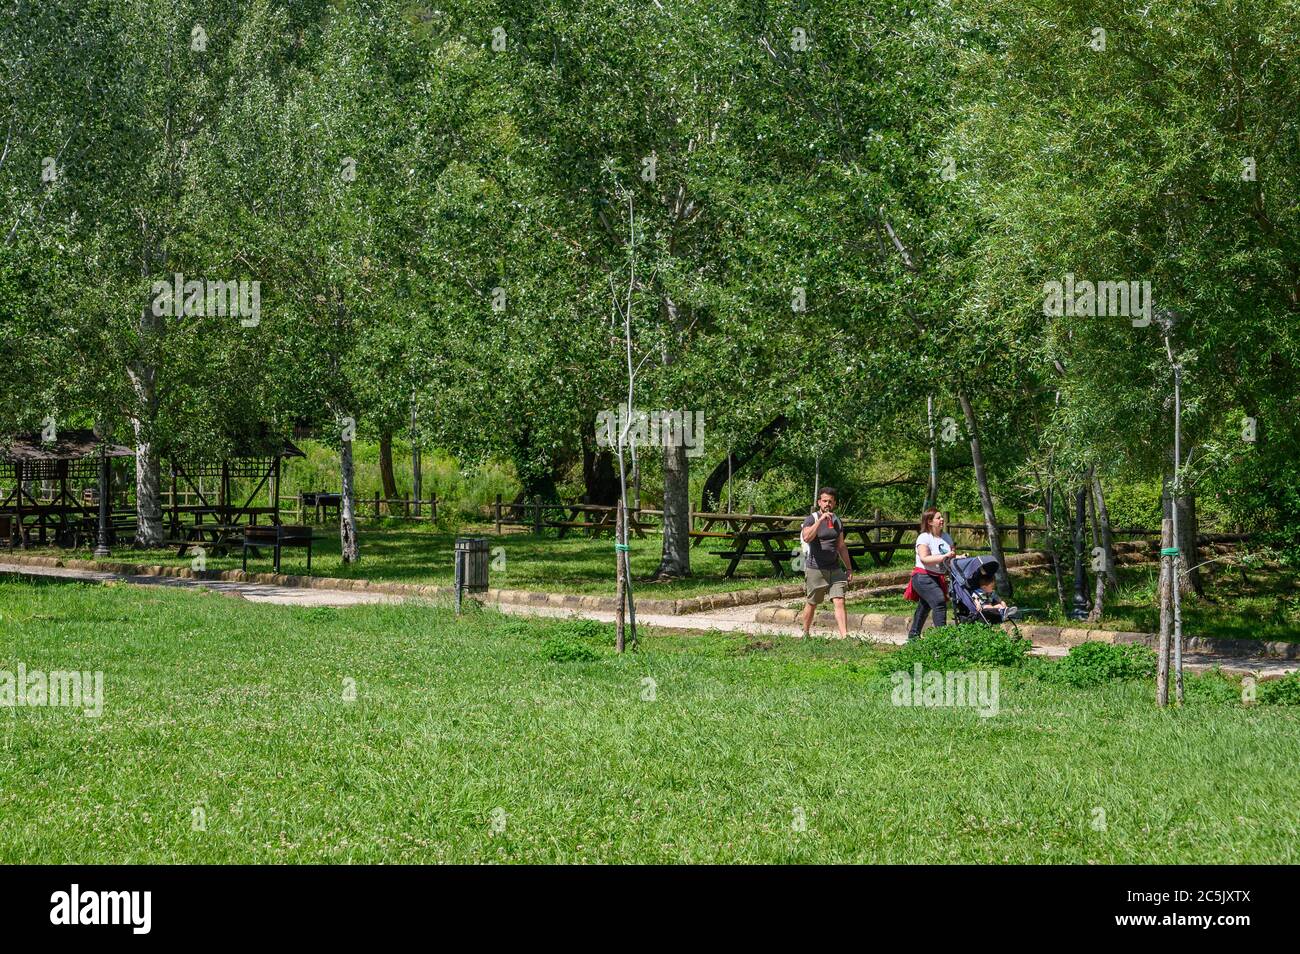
[1036,641,1155,688]
[889,623,1032,670]
[1259,671,1300,706]
[538,618,614,662]
[1184,668,1244,706]
[542,635,603,662]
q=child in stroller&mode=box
[947,555,1019,625]
[971,571,1018,623]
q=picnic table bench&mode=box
[300,492,341,523]
[549,503,647,539]
[690,511,800,547]
[169,506,281,557]
[711,519,915,578]
[242,524,314,573]
[172,523,249,557]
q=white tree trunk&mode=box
[130,430,165,546]
[127,302,164,547]
[339,437,359,563]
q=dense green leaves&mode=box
[2,0,1297,548]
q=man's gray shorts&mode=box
[804,565,848,604]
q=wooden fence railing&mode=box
[481,496,1173,551]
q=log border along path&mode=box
[2,561,1295,682]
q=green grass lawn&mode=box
[24,522,826,599]
[843,564,1300,642]
[1,575,1297,863]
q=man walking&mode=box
[799,487,853,639]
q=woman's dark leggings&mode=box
[908,572,947,639]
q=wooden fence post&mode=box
[405,493,411,519]
[430,494,437,523]
[873,508,882,543]
[494,494,502,535]
[297,493,304,524]
[1017,512,1027,552]
[533,496,543,535]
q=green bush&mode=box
[545,619,613,642]
[1185,669,1243,706]
[888,623,1032,670]
[543,636,602,662]
[540,618,614,662]
[1258,672,1300,706]
[1038,641,1156,688]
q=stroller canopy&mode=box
[951,555,999,585]
[947,555,1000,624]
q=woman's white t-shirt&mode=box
[914,532,954,570]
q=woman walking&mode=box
[906,507,957,640]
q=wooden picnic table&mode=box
[837,520,913,567]
[171,506,280,556]
[689,511,800,547]
[1,500,102,547]
[548,503,647,539]
[300,492,341,523]
[712,519,916,578]
[715,527,804,578]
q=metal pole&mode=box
[454,543,463,617]
[726,443,732,514]
[812,451,820,510]
[1171,361,1184,704]
[94,448,111,558]
[1070,483,1090,619]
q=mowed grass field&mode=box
[1,576,1297,864]
[32,523,810,598]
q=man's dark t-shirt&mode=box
[801,513,844,570]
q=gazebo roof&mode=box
[229,434,306,460]
[0,429,134,463]
[163,424,305,462]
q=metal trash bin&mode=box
[454,537,490,613]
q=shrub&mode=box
[545,619,612,642]
[542,636,602,662]
[1258,672,1300,706]
[1184,669,1243,706]
[1039,641,1156,688]
[539,618,613,662]
[888,623,1032,670]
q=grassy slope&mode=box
[1,577,1296,863]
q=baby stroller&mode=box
[946,555,1020,626]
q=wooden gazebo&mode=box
[0,430,134,548]
[163,426,305,555]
